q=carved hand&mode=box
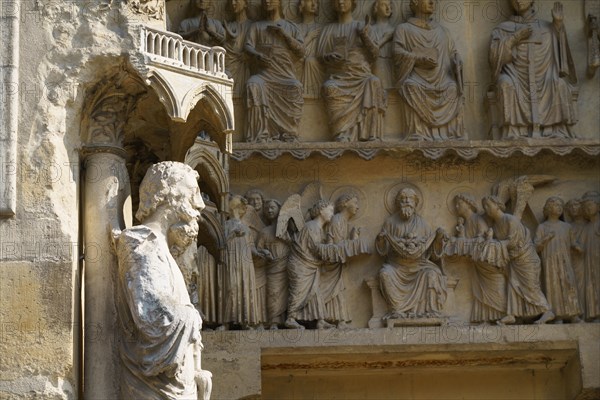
[514,27,533,44]
[359,15,371,37]
[552,2,564,30]
[350,227,361,240]
[324,52,344,63]
[267,24,284,37]
[417,55,437,69]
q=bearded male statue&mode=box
[113,161,212,399]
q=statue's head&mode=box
[454,193,478,217]
[229,0,248,15]
[245,189,264,213]
[335,193,359,216]
[333,0,357,15]
[263,0,283,13]
[299,0,319,16]
[481,195,506,218]
[229,194,249,219]
[263,199,282,222]
[542,196,564,219]
[309,199,334,222]
[395,188,419,220]
[195,0,213,11]
[372,0,392,20]
[581,191,600,219]
[409,0,435,16]
[136,161,204,224]
[565,198,582,219]
[510,0,534,15]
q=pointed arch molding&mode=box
[185,143,229,203]
[1,3,19,217]
[137,67,235,153]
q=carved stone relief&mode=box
[488,1,578,139]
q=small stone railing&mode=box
[140,26,228,80]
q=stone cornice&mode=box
[231,139,600,161]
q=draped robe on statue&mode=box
[287,220,364,321]
[221,218,258,325]
[297,22,325,99]
[534,220,581,319]
[394,18,463,140]
[115,226,201,399]
[377,213,447,316]
[580,217,600,320]
[489,13,578,138]
[490,214,551,319]
[256,224,290,323]
[463,213,507,322]
[245,20,304,142]
[223,19,252,98]
[371,22,395,90]
[317,21,386,141]
[321,213,368,323]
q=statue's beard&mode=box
[400,205,414,220]
[168,207,200,258]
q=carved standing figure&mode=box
[178,0,225,46]
[297,0,326,98]
[370,0,395,90]
[286,200,368,329]
[394,0,464,141]
[565,198,587,314]
[244,0,305,142]
[534,197,582,323]
[220,195,259,328]
[580,191,600,322]
[454,193,507,324]
[376,188,448,319]
[317,0,386,141]
[222,0,253,98]
[256,199,291,329]
[489,1,578,139]
[322,194,369,328]
[114,162,211,399]
[585,0,600,78]
[481,195,554,324]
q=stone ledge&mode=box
[231,139,600,161]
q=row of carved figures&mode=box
[172,0,597,142]
[181,182,600,330]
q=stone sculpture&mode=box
[317,0,386,141]
[580,191,600,322]
[197,245,218,325]
[113,161,211,400]
[244,0,305,142]
[370,0,395,90]
[376,188,448,320]
[284,199,369,329]
[534,197,582,323]
[481,195,554,324]
[585,0,600,77]
[489,1,578,139]
[565,198,587,314]
[451,193,507,324]
[394,0,464,141]
[178,0,225,46]
[322,194,369,328]
[220,195,259,329]
[255,199,291,329]
[297,0,326,99]
[221,0,253,98]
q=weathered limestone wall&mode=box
[0,1,163,398]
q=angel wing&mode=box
[300,182,323,220]
[492,175,556,220]
[277,194,305,240]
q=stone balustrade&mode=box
[140,25,228,79]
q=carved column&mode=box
[81,73,145,399]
